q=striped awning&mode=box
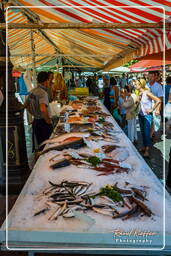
[5,0,171,71]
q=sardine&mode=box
[87,196,94,205]
[49,192,70,198]
[113,205,138,219]
[43,186,55,194]
[113,184,133,195]
[122,206,142,220]
[75,184,90,196]
[48,206,62,221]
[130,196,153,217]
[33,207,49,216]
[52,197,76,202]
[123,197,133,209]
[53,198,83,205]
[131,187,147,201]
[92,207,113,217]
[73,185,83,195]
[59,201,67,216]
[63,208,75,218]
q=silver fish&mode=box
[59,201,67,216]
[53,198,83,205]
[113,205,138,219]
[63,208,75,218]
[92,207,113,217]
[33,207,49,217]
[77,185,91,196]
[48,206,61,221]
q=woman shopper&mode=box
[123,85,139,144]
[109,77,119,111]
[135,79,161,158]
[103,74,111,112]
[118,89,127,131]
[109,76,121,123]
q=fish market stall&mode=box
[1,97,171,252]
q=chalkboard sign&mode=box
[0,125,20,166]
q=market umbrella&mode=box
[130,49,171,72]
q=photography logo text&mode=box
[113,229,158,245]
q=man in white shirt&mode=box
[147,71,163,101]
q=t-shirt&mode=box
[25,85,49,119]
[147,81,163,98]
[140,91,152,116]
[98,78,103,89]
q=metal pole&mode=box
[30,30,37,87]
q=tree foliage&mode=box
[124,59,139,67]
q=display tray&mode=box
[1,99,171,251]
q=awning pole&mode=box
[1,22,170,29]
[30,30,37,87]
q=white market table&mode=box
[1,100,171,254]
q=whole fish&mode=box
[48,206,62,221]
[63,208,75,218]
[33,207,49,216]
[113,205,138,219]
[39,138,86,155]
[131,187,147,201]
[92,207,113,217]
[39,132,89,148]
[130,196,153,217]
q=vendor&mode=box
[25,71,53,150]
[47,71,54,102]
[52,72,68,101]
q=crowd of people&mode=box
[101,71,165,158]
